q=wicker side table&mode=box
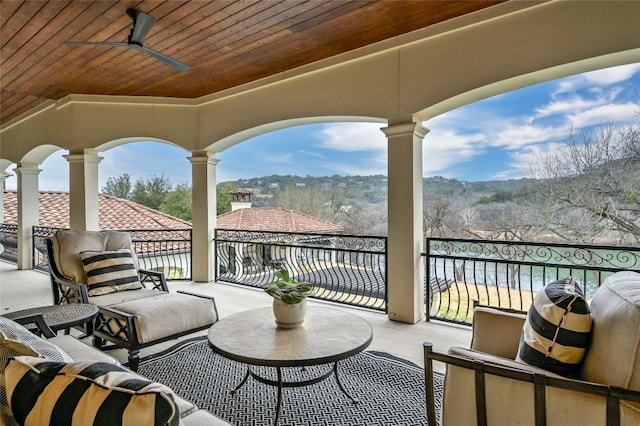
[3,304,99,334]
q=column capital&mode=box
[13,164,42,176]
[381,122,429,139]
[188,151,219,166]
[63,149,103,164]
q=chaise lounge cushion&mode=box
[89,289,170,307]
[107,293,218,344]
[80,249,143,296]
[5,356,180,426]
[516,276,592,377]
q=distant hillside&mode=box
[218,174,535,209]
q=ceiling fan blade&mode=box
[139,46,190,72]
[63,9,189,72]
[63,41,129,47]
[127,9,155,45]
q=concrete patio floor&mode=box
[0,261,471,372]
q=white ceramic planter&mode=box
[272,299,306,329]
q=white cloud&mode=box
[491,123,567,150]
[504,142,569,179]
[322,156,388,176]
[316,122,386,152]
[423,130,484,175]
[568,102,638,128]
[533,88,622,119]
[299,150,326,159]
[556,63,640,92]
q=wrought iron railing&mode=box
[5,223,639,323]
[0,223,18,264]
[214,229,388,311]
[31,226,193,280]
[128,229,193,280]
[425,238,640,325]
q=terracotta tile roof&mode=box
[217,207,343,234]
[2,191,191,230]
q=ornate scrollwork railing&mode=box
[425,238,640,325]
[215,229,388,311]
[0,223,18,264]
[31,226,192,279]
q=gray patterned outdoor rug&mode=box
[137,336,443,426]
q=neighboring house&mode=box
[217,206,343,233]
[2,190,345,280]
[2,191,192,278]
[217,190,344,277]
[2,190,191,230]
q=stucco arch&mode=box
[0,144,65,174]
[416,50,640,122]
[208,116,385,152]
[94,136,186,153]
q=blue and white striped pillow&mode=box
[80,249,142,296]
[5,356,179,426]
[516,277,592,377]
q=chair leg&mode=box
[93,336,104,349]
[128,351,140,372]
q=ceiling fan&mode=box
[64,8,189,72]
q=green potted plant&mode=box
[263,268,314,328]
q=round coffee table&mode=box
[207,306,373,425]
[3,304,99,334]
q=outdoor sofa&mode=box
[46,229,218,371]
[0,314,231,425]
[424,270,640,426]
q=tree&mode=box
[532,119,640,244]
[130,174,174,210]
[217,182,235,215]
[160,184,192,221]
[274,185,333,221]
[424,197,462,237]
[102,173,132,199]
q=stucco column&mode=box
[189,151,218,282]
[64,150,102,231]
[0,173,7,223]
[14,163,41,269]
[382,121,429,323]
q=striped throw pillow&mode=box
[5,356,179,426]
[516,277,592,377]
[0,317,73,423]
[80,249,142,296]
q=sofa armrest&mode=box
[93,305,138,347]
[423,342,640,426]
[470,306,526,359]
[177,290,219,322]
[50,274,90,305]
[139,268,169,292]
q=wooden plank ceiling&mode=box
[0,0,504,125]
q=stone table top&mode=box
[208,306,373,367]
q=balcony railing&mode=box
[1,224,638,325]
[31,226,193,280]
[214,229,388,311]
[0,223,18,264]
[425,237,640,325]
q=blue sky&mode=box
[5,62,640,191]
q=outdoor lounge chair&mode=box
[423,271,640,426]
[46,229,218,371]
